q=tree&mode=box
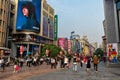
[94,48,104,59]
[41,44,61,57]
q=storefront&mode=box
[0,47,11,64]
[15,43,40,58]
[12,33,53,57]
[0,47,11,57]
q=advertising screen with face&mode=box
[16,0,41,33]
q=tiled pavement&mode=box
[0,63,55,80]
[25,62,120,80]
[1,62,120,80]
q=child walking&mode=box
[13,63,20,73]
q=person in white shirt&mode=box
[0,57,5,71]
[50,57,56,69]
[63,56,69,68]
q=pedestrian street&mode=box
[25,62,120,80]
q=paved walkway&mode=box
[0,63,56,80]
[25,62,120,80]
[1,62,120,80]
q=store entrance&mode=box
[16,44,39,58]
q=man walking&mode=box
[93,55,99,72]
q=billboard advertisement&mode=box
[43,16,48,37]
[49,19,54,39]
[54,15,58,40]
[107,43,118,63]
[63,38,68,51]
[58,38,64,49]
[68,40,71,50]
[16,0,41,32]
[76,41,81,54]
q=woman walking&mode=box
[86,56,91,76]
[73,53,78,72]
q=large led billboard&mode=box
[49,19,54,39]
[16,0,41,32]
[43,15,48,37]
[107,43,118,63]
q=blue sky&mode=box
[46,0,105,44]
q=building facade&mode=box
[80,36,95,56]
[0,0,12,57]
[104,0,119,43]
[104,0,120,63]
[0,0,10,47]
[10,0,55,57]
[7,0,15,49]
[102,20,107,54]
[70,34,81,54]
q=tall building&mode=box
[103,0,120,63]
[0,0,10,47]
[10,0,55,57]
[104,0,119,43]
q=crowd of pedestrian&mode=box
[70,53,100,76]
[42,50,101,77]
[0,49,102,78]
[11,51,100,76]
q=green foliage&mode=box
[94,48,104,58]
[41,44,61,57]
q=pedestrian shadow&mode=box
[93,71,99,77]
[111,72,120,76]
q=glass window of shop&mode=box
[30,44,39,55]
[16,44,27,58]
[16,44,39,58]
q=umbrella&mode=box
[26,52,32,55]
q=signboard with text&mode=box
[54,15,58,40]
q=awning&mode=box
[0,47,10,51]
